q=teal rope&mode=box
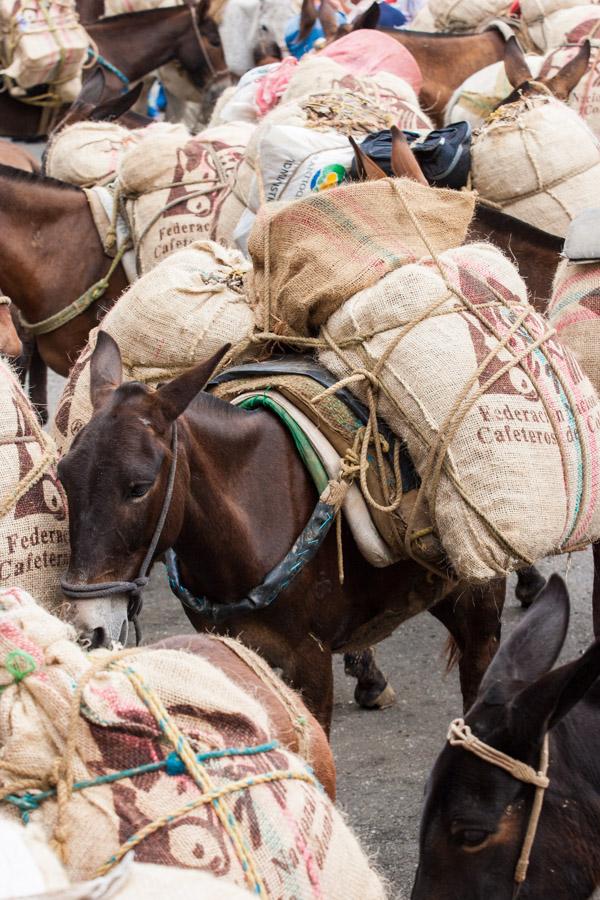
[87,48,130,90]
[3,740,279,823]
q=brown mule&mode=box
[58,334,506,731]
[412,575,600,900]
[0,2,228,138]
[0,301,23,358]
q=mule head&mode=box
[57,332,229,648]
[498,35,591,108]
[333,1,380,40]
[411,574,600,900]
[176,0,231,109]
[51,71,148,139]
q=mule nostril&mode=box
[89,626,108,649]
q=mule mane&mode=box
[384,29,494,39]
[0,164,81,193]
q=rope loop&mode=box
[2,648,36,686]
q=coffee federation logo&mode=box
[310,163,346,192]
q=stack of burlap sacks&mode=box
[53,177,600,582]
[0,587,385,898]
[427,0,513,32]
[470,94,600,237]
[520,0,600,51]
[0,359,68,610]
[46,120,256,275]
[0,0,88,102]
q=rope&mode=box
[86,46,129,89]
[448,718,550,888]
[18,242,130,337]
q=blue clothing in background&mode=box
[285,9,347,59]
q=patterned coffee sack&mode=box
[0,589,386,899]
[0,360,69,609]
[548,256,600,396]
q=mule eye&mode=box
[454,829,490,849]
[127,482,152,500]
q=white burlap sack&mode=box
[119,121,254,274]
[0,0,88,102]
[471,94,600,237]
[445,56,544,128]
[319,242,600,580]
[428,0,512,32]
[52,240,255,454]
[525,4,600,51]
[0,360,69,608]
[103,0,181,16]
[0,588,385,898]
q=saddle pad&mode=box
[563,208,600,262]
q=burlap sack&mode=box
[119,122,255,274]
[281,56,432,131]
[548,256,600,394]
[103,0,181,16]
[471,94,600,237]
[524,4,600,51]
[246,177,476,338]
[428,0,512,32]
[52,240,255,454]
[0,360,69,609]
[445,56,544,128]
[407,5,437,30]
[0,0,88,102]
[538,17,600,138]
[0,588,386,898]
[319,242,600,581]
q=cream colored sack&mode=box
[0,360,69,608]
[0,0,88,102]
[103,0,181,17]
[428,0,512,32]
[119,122,254,274]
[445,56,544,128]
[524,4,600,51]
[319,242,600,581]
[0,588,386,899]
[471,94,600,236]
[52,240,254,454]
[539,17,600,139]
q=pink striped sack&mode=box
[0,0,89,102]
[548,255,600,396]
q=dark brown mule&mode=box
[0,2,227,138]
[0,166,128,377]
[499,33,591,107]
[412,575,600,900]
[58,334,506,730]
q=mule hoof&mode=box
[515,572,546,609]
[354,681,396,710]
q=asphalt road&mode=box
[43,368,594,900]
[25,134,595,898]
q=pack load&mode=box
[117,121,255,275]
[428,0,513,32]
[103,0,181,18]
[0,0,89,103]
[0,359,69,608]
[445,56,544,129]
[0,587,386,898]
[520,2,600,51]
[247,179,600,581]
[538,17,600,138]
[470,94,600,237]
[45,121,183,188]
[52,240,255,455]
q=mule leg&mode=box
[429,579,505,712]
[593,541,600,640]
[344,648,396,710]
[515,564,546,608]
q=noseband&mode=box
[448,718,550,897]
[61,425,179,644]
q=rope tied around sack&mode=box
[448,718,550,888]
[0,647,318,893]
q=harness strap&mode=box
[448,718,550,891]
[19,243,129,337]
[86,46,130,90]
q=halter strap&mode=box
[448,718,550,892]
[184,0,229,84]
[61,424,179,643]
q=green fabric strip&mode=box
[237,393,329,495]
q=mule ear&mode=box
[90,331,123,411]
[478,574,570,701]
[545,39,590,101]
[298,0,318,42]
[155,344,230,423]
[349,135,387,181]
[351,1,380,30]
[504,35,533,90]
[509,638,600,744]
[89,82,144,122]
[319,0,339,40]
[390,126,428,184]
